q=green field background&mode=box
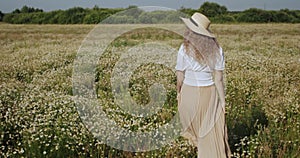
[0,23,299,157]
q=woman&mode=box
[176,12,231,158]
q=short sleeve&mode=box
[214,48,225,70]
[175,44,187,71]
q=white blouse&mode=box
[175,44,225,86]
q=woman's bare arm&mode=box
[176,70,184,93]
[214,70,225,107]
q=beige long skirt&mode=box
[178,84,231,158]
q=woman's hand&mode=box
[177,93,181,101]
[219,100,227,114]
[220,100,226,107]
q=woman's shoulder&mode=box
[178,43,186,55]
[219,47,224,56]
[179,43,185,50]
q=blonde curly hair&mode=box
[183,28,221,70]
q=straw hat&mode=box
[180,12,215,38]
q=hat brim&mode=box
[180,17,215,38]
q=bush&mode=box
[212,14,236,23]
[237,8,271,23]
[0,11,3,21]
[199,2,228,18]
[272,11,296,23]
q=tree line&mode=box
[0,2,299,24]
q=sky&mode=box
[0,0,299,13]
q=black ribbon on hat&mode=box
[190,17,199,27]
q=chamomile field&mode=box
[0,23,299,157]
